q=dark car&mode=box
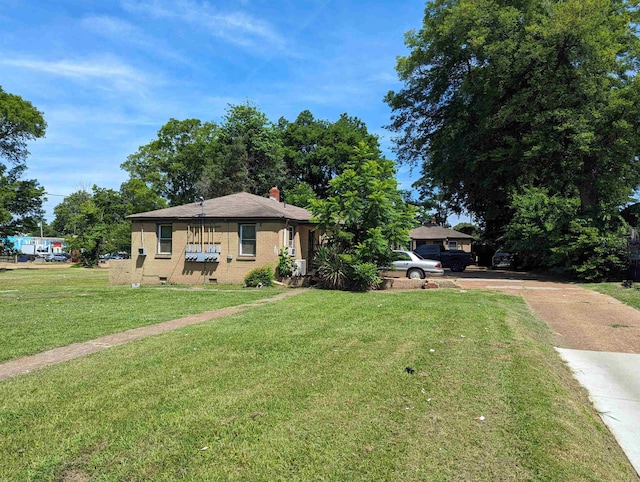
[413,244,474,272]
[492,250,513,269]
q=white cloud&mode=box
[80,15,187,63]
[121,0,286,52]
[1,56,149,92]
[82,15,142,40]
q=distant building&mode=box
[6,235,66,255]
[408,226,474,253]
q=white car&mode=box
[391,250,444,279]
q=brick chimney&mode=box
[269,186,280,202]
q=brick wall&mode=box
[127,220,308,285]
[109,259,132,285]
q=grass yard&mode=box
[586,280,640,310]
[0,289,635,481]
[0,267,284,362]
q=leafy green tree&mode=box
[452,222,481,240]
[53,181,167,264]
[502,188,580,270]
[123,103,287,204]
[621,202,640,228]
[52,190,93,236]
[122,119,218,206]
[278,110,382,198]
[0,86,46,163]
[0,86,46,251]
[311,143,417,277]
[204,103,285,197]
[283,182,317,208]
[54,186,138,266]
[386,0,640,242]
[119,179,167,216]
[503,187,628,279]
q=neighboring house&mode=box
[409,226,474,253]
[119,188,317,285]
[6,235,65,255]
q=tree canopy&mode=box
[0,86,46,165]
[278,110,382,198]
[386,0,640,241]
[203,103,286,199]
[53,181,166,265]
[122,104,383,208]
[122,103,286,206]
[0,86,46,250]
[121,118,217,206]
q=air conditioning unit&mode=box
[138,247,147,256]
[292,259,306,276]
[288,247,296,256]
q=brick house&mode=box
[408,225,474,252]
[118,188,317,285]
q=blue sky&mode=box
[1,0,428,222]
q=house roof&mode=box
[127,192,313,222]
[409,225,474,240]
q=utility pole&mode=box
[39,218,45,255]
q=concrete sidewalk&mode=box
[556,348,640,476]
[0,289,307,382]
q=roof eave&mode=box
[128,215,314,223]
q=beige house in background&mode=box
[409,225,473,252]
[113,188,316,286]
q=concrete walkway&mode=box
[456,273,640,477]
[556,348,640,475]
[0,289,307,382]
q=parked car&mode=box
[492,250,513,269]
[104,252,129,260]
[391,250,444,279]
[413,244,474,272]
[45,253,69,262]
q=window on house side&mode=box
[448,240,458,249]
[239,224,256,256]
[158,224,172,254]
[288,226,295,249]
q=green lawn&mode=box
[586,281,640,310]
[0,288,634,480]
[0,267,284,362]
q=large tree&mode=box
[122,103,287,205]
[0,86,46,250]
[51,190,93,236]
[278,110,382,198]
[386,0,640,240]
[121,118,217,206]
[201,103,286,198]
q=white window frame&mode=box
[448,240,458,249]
[239,224,256,256]
[157,224,172,254]
[287,226,295,250]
